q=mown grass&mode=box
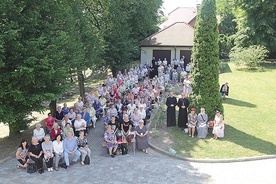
[169,62,276,159]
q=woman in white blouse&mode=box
[52,134,63,171]
[33,123,45,143]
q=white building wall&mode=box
[140,46,193,65]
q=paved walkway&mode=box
[0,118,275,184]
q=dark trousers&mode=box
[45,157,53,168]
[30,155,44,170]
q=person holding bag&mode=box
[77,130,91,165]
[42,134,54,172]
[28,137,44,174]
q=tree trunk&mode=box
[8,123,21,137]
[77,71,85,98]
[111,67,117,77]
[49,100,57,117]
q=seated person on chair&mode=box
[33,123,45,143]
[87,103,97,128]
[197,108,208,139]
[51,123,61,141]
[93,99,103,118]
[63,131,81,169]
[135,120,149,154]
[104,125,118,158]
[74,114,87,137]
[42,134,54,172]
[28,137,44,174]
[81,107,91,129]
[121,114,133,144]
[16,139,30,169]
[77,130,91,165]
[53,134,63,171]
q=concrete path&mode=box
[0,118,275,184]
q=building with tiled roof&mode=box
[140,6,198,66]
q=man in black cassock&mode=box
[177,93,190,130]
[166,92,177,127]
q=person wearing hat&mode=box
[220,82,229,100]
[166,92,177,127]
[188,108,197,137]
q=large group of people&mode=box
[16,57,226,173]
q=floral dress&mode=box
[104,130,118,148]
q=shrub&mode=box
[229,45,269,68]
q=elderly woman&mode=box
[53,134,63,171]
[87,103,97,128]
[61,114,72,129]
[213,110,225,139]
[74,114,87,137]
[197,108,208,139]
[62,102,69,115]
[68,108,76,123]
[131,108,142,127]
[33,123,45,143]
[103,111,112,126]
[16,139,30,169]
[55,106,64,126]
[28,137,44,174]
[63,123,74,138]
[42,134,54,172]
[188,108,197,138]
[135,120,149,154]
[50,123,61,141]
[104,125,118,158]
[77,130,91,165]
[121,114,133,144]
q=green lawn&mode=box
[169,62,276,159]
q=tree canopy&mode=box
[0,0,101,135]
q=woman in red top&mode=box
[45,112,55,134]
[51,123,61,141]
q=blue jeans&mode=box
[64,150,81,166]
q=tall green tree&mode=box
[0,0,101,135]
[190,0,223,118]
[216,0,237,58]
[234,0,276,56]
[82,0,162,75]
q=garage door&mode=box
[153,50,171,65]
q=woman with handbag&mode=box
[104,125,118,158]
[28,137,44,174]
[42,134,54,172]
[77,130,91,165]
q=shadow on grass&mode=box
[236,63,276,72]
[220,62,232,73]
[223,98,257,108]
[222,125,276,155]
